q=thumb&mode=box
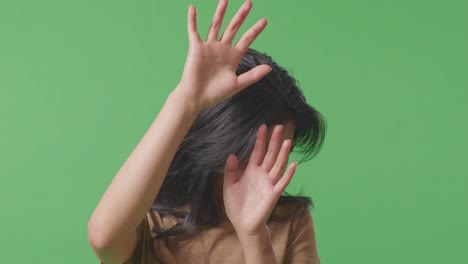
[236,64,272,91]
[223,154,239,186]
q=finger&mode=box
[273,162,297,194]
[206,0,229,42]
[269,139,292,183]
[261,125,283,172]
[188,5,202,44]
[236,64,272,91]
[249,124,267,166]
[234,17,268,53]
[224,154,239,186]
[220,0,252,45]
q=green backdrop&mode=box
[1,0,467,263]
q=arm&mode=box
[88,88,199,249]
[284,211,321,264]
[88,0,271,262]
[223,102,297,262]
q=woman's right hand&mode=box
[174,0,272,112]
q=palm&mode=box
[175,0,272,112]
[223,160,279,232]
[182,43,240,107]
[223,124,297,236]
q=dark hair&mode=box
[149,48,327,261]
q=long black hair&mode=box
[150,48,327,252]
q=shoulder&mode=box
[267,203,313,240]
[270,201,311,223]
[282,206,321,263]
[270,202,315,241]
[266,203,320,263]
[289,208,315,241]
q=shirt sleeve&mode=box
[284,210,321,264]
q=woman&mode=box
[88,0,326,263]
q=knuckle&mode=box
[213,19,221,30]
[229,22,239,31]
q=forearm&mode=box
[238,227,278,264]
[88,86,200,247]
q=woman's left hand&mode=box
[223,124,297,238]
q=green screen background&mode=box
[1,0,467,263]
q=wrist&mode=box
[236,225,271,244]
[169,86,202,114]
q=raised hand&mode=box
[223,124,298,237]
[174,0,272,112]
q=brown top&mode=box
[101,205,320,264]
